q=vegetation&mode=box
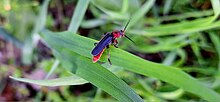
[0,0,220,101]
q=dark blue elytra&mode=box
[91,33,113,56]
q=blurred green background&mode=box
[0,0,220,101]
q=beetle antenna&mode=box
[123,17,136,45]
[123,18,131,31]
[124,35,136,45]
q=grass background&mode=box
[1,0,220,101]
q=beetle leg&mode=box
[94,42,98,46]
[113,40,118,48]
[111,38,118,48]
[106,45,110,48]
[106,45,112,65]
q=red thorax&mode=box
[112,30,124,38]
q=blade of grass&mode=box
[129,17,220,36]
[91,2,126,19]
[0,27,23,48]
[40,30,220,102]
[68,0,90,32]
[209,32,220,88]
[137,78,161,101]
[181,67,216,75]
[21,0,50,65]
[51,47,144,102]
[76,56,144,102]
[173,49,186,67]
[32,0,54,78]
[163,0,173,15]
[157,89,184,100]
[9,75,88,86]
[162,50,177,66]
[211,0,220,22]
[160,10,213,21]
[44,59,60,79]
[47,0,90,79]
[134,34,190,53]
[91,0,127,19]
[32,0,50,34]
[111,46,220,102]
[128,0,155,28]
[92,0,122,11]
[81,19,108,28]
[190,33,204,65]
[121,0,129,14]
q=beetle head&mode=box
[112,30,123,38]
[112,18,136,45]
[121,18,136,45]
[112,18,129,38]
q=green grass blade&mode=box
[45,59,60,79]
[40,30,220,102]
[68,0,90,33]
[47,0,89,79]
[9,75,88,86]
[21,0,50,65]
[129,0,155,28]
[211,0,220,21]
[42,31,143,102]
[157,89,184,100]
[209,32,220,88]
[91,2,126,19]
[76,56,144,102]
[163,0,173,15]
[33,0,53,79]
[134,34,190,53]
[129,17,220,36]
[209,32,220,60]
[81,19,107,28]
[160,10,213,21]
[53,0,88,77]
[121,0,129,14]
[162,50,177,65]
[111,47,220,102]
[32,0,50,33]
[0,27,23,48]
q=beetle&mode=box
[91,19,135,65]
